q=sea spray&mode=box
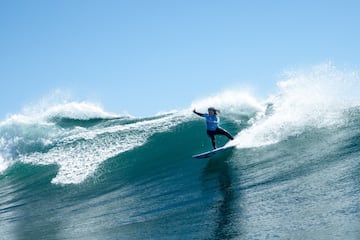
[191,89,264,115]
[233,63,360,148]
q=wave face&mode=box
[1,64,360,239]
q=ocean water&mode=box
[1,64,360,239]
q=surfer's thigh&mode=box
[207,130,215,139]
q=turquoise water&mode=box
[1,65,360,239]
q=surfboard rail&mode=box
[192,145,235,159]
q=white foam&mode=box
[0,91,190,184]
[0,98,128,179]
[19,113,187,184]
[0,154,9,173]
[191,89,265,116]
[44,101,119,120]
[234,63,360,148]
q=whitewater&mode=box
[1,64,360,239]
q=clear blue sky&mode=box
[1,0,359,118]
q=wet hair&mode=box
[208,107,220,115]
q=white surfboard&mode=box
[192,145,235,159]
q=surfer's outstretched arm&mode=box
[193,109,205,117]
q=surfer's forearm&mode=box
[193,109,204,117]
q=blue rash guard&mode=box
[193,109,234,149]
[205,114,219,131]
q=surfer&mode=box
[193,107,234,149]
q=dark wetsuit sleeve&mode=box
[193,110,205,117]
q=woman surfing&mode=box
[193,107,234,149]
